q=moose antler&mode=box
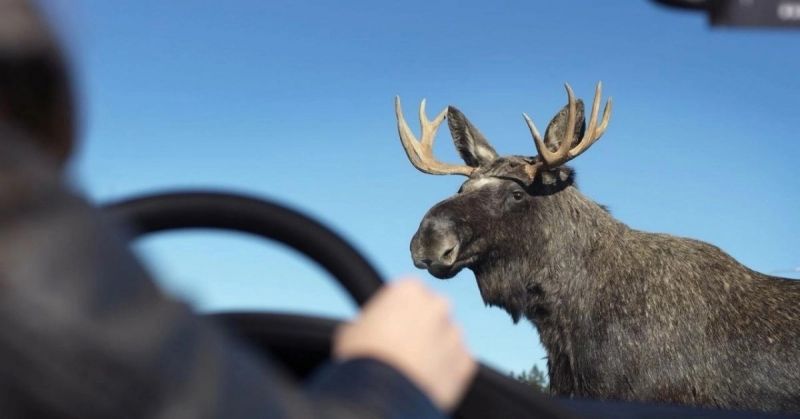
[522,82,612,169]
[395,96,474,176]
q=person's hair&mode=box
[0,0,75,165]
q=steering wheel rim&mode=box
[103,190,383,307]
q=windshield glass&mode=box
[68,0,799,391]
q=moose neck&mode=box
[470,185,630,392]
[472,185,628,326]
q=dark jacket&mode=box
[0,127,444,419]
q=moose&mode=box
[394,83,800,413]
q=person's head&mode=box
[0,0,76,167]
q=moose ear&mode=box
[447,106,498,168]
[543,99,586,152]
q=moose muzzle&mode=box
[410,216,461,278]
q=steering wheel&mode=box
[103,191,574,419]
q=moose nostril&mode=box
[420,258,432,268]
[441,245,457,262]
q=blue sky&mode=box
[47,0,800,375]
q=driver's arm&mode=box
[0,130,473,419]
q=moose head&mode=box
[395,83,612,309]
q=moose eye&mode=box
[512,191,524,201]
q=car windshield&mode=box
[64,0,798,406]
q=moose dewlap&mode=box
[395,83,800,413]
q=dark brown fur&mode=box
[409,101,800,413]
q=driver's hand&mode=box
[333,278,477,413]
